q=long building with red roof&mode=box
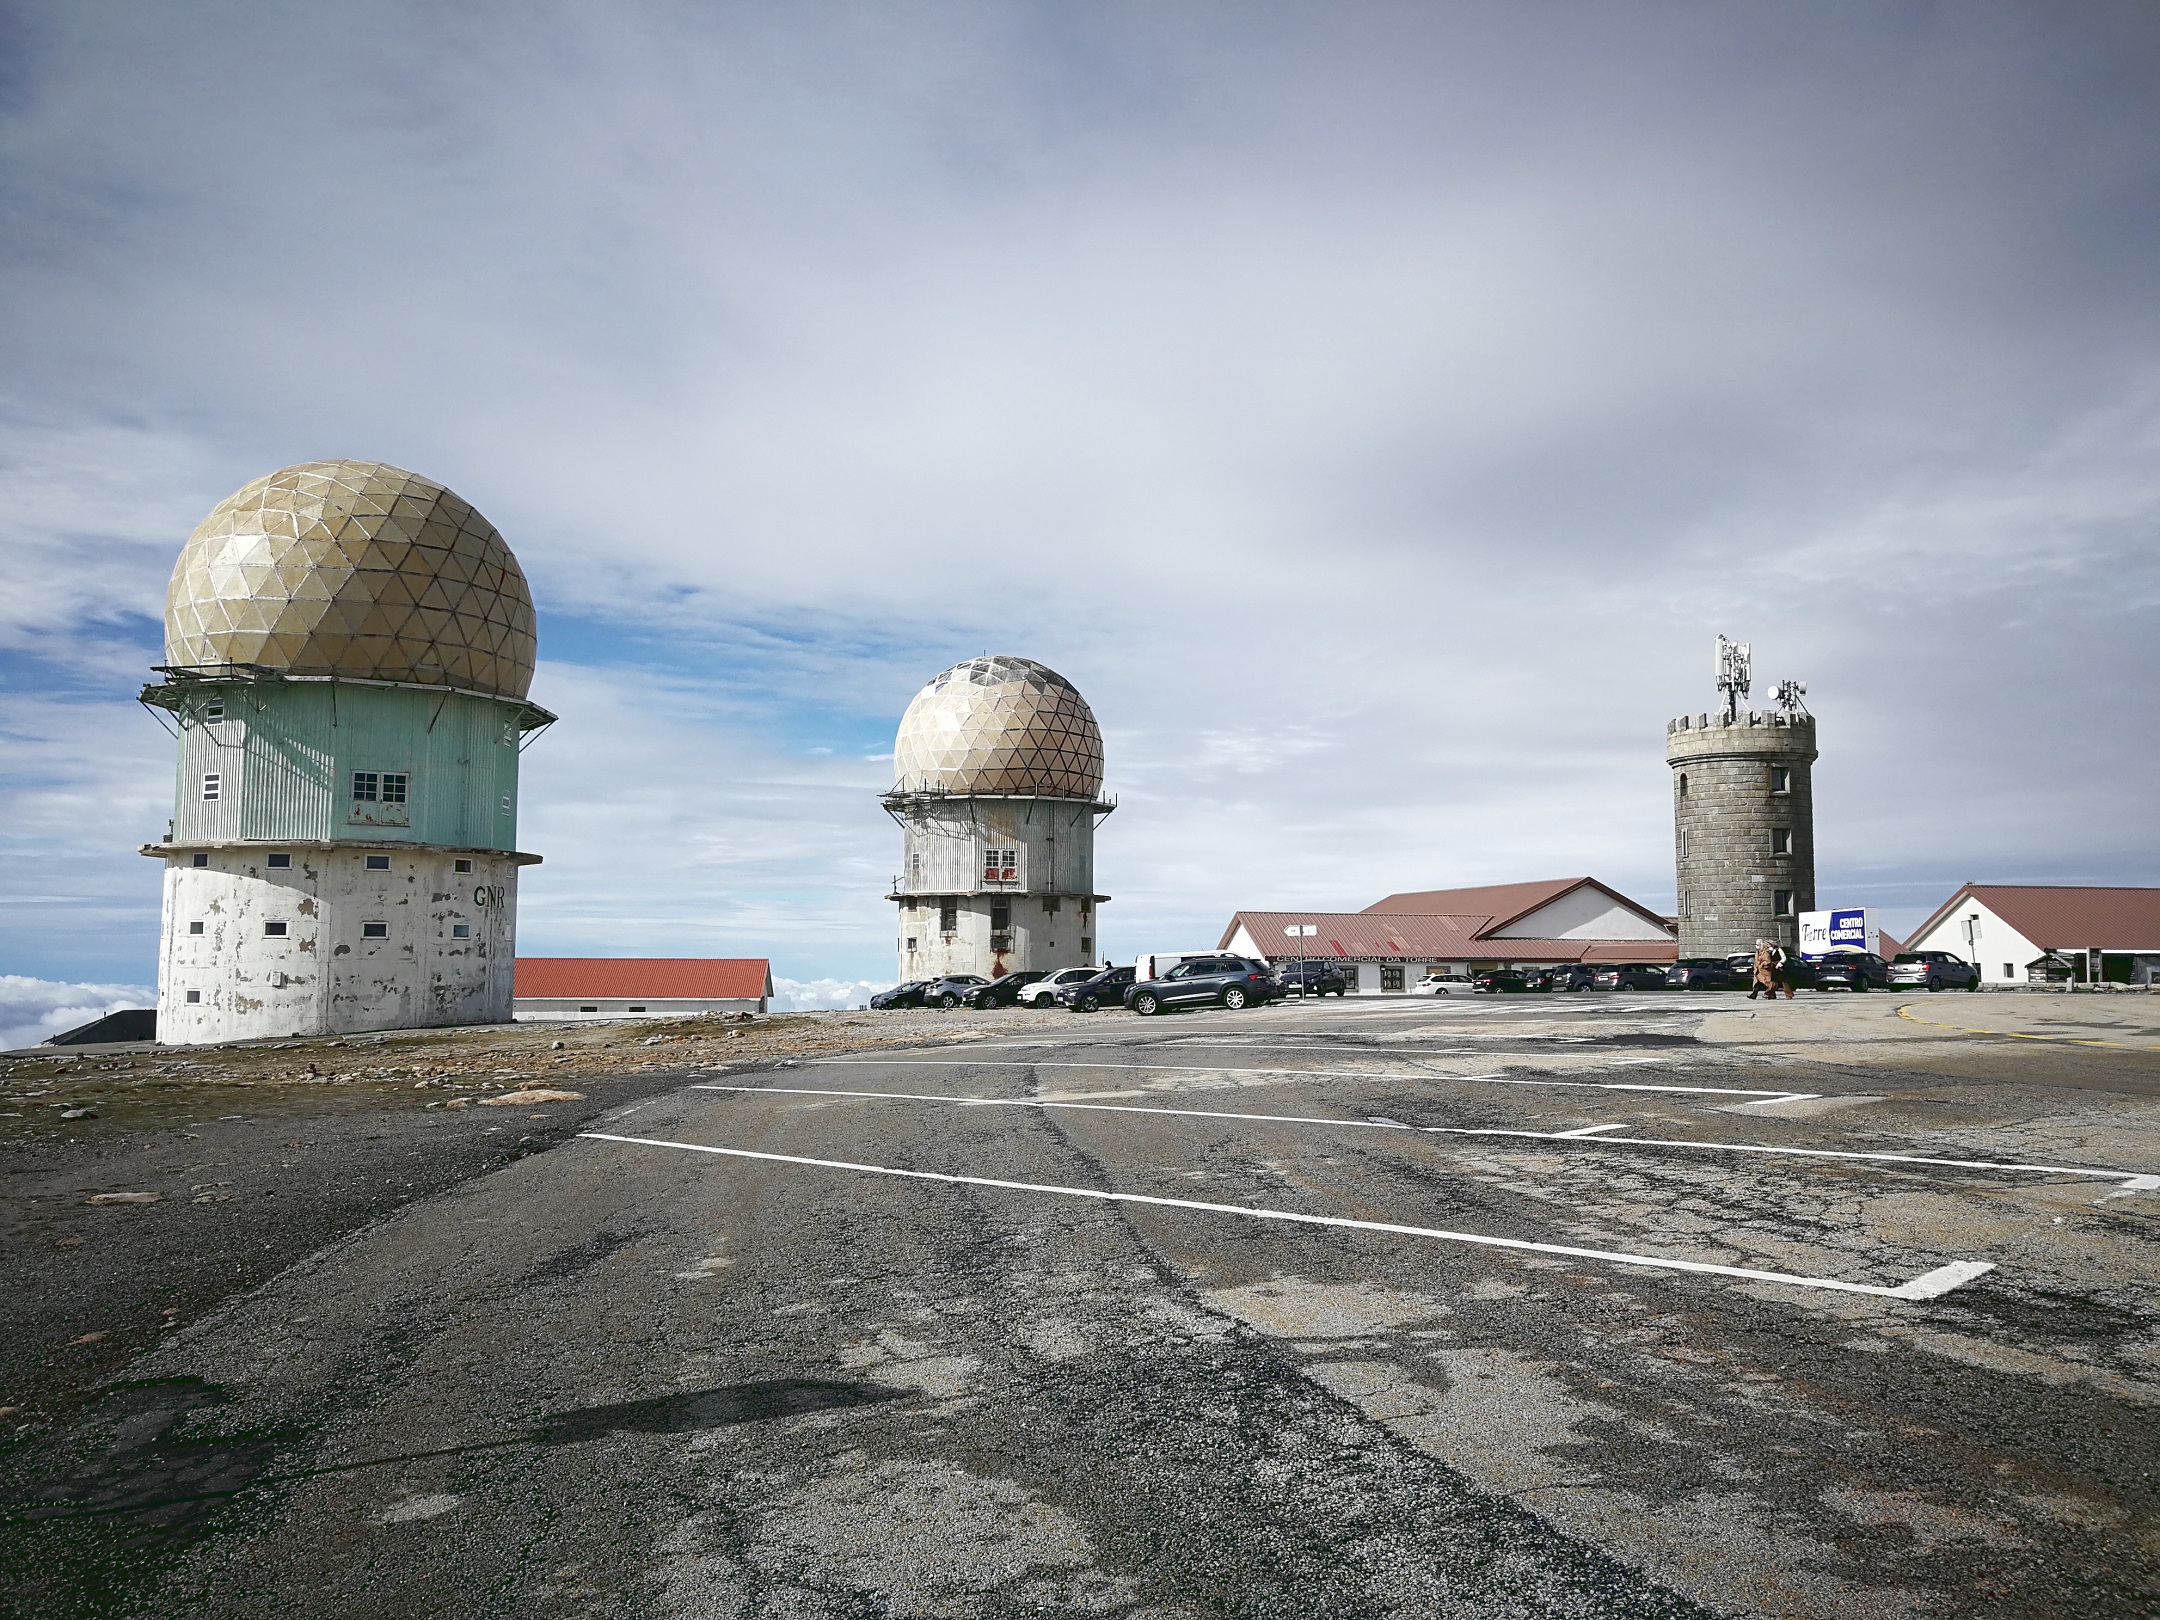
[1218,876,1678,993]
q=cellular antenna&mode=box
[1773,677,1809,716]
[1714,635,1751,722]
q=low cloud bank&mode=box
[0,974,156,1052]
[771,976,893,1013]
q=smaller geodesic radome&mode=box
[892,655,1104,800]
[165,460,536,700]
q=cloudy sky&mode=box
[3,1,2157,1020]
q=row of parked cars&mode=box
[870,948,1988,1014]
[870,956,1285,1016]
[1461,949,1984,994]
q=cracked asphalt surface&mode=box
[4,991,2157,1617]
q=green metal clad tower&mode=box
[139,461,554,1042]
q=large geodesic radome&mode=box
[164,461,537,701]
[893,655,1104,799]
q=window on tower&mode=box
[454,858,473,874]
[939,899,958,934]
[361,921,389,939]
[190,852,209,868]
[201,772,221,801]
[188,920,204,935]
[991,901,1011,933]
[264,920,288,937]
[267,852,290,868]
[1769,766,1791,794]
[382,772,408,805]
[1770,828,1792,854]
[982,847,1017,884]
[1773,890,1794,916]
[1677,772,1688,797]
[352,771,378,801]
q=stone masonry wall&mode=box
[1667,712,1817,959]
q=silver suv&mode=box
[1887,951,1981,991]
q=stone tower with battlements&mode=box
[1667,637,1817,957]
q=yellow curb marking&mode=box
[1896,1004,2160,1054]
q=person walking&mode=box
[1768,942,1796,999]
[1749,941,1777,1000]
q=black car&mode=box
[1667,958,1747,990]
[1519,968,1562,992]
[1058,965,1136,1011]
[1546,964,1597,992]
[870,980,932,1010]
[1475,969,1534,993]
[1275,960,1350,997]
[1593,964,1671,990]
[968,970,1051,1009]
[923,974,991,1008]
[1812,951,1891,992]
[1887,951,1982,991]
[1126,956,1279,1015]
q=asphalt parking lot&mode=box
[6,990,2157,1618]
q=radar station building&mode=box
[1668,637,1817,957]
[885,656,1112,982]
[139,461,554,1043]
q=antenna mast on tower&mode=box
[1714,635,1751,722]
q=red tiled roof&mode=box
[1361,876,1672,937]
[514,958,773,999]
[1219,912,1676,964]
[1909,886,2160,952]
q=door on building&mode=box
[1380,964,1405,993]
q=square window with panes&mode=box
[201,772,221,801]
[982,847,1017,883]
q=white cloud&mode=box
[0,974,154,1053]
[771,977,895,1014]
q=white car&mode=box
[1415,973,1478,996]
[1021,968,1104,1006]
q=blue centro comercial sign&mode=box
[1798,908,1872,957]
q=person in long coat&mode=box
[1748,941,1778,1000]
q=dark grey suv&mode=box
[1126,956,1279,1015]
[1275,960,1349,997]
[1058,965,1136,1011]
[1887,951,1981,991]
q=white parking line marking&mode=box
[691,1084,2151,1186]
[806,1057,1819,1103]
[580,1131,1994,1301]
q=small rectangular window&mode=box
[1770,828,1792,854]
[1773,890,1794,917]
[361,921,389,939]
[185,990,201,1004]
[1080,936,1092,956]
[991,901,1011,932]
[579,1005,598,1012]
[352,771,379,802]
[264,920,288,937]
[1769,766,1791,794]
[2003,963,2014,979]
[204,701,224,720]
[365,854,391,871]
[982,847,1017,883]
[627,1004,646,1013]
[190,852,209,868]
[267,852,291,868]
[381,772,408,805]
[453,858,474,874]
[451,923,470,938]
[905,936,918,950]
[501,794,512,814]
[189,920,204,935]
[939,899,958,933]
[201,772,221,801]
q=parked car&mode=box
[968,970,1052,1009]
[1811,951,1892,992]
[1521,968,1563,992]
[1546,964,1597,992]
[1724,952,1822,991]
[1020,967,1103,1006]
[923,974,991,1008]
[1415,972,1480,996]
[1667,958,1748,991]
[1277,960,1351,997]
[1475,969,1534,994]
[1887,951,1982,992]
[1593,964,1671,990]
[1126,956,1279,1015]
[870,980,932,1010]
[1058,965,1137,1011]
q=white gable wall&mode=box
[1491,886,1671,941]
[1905,897,2041,985]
